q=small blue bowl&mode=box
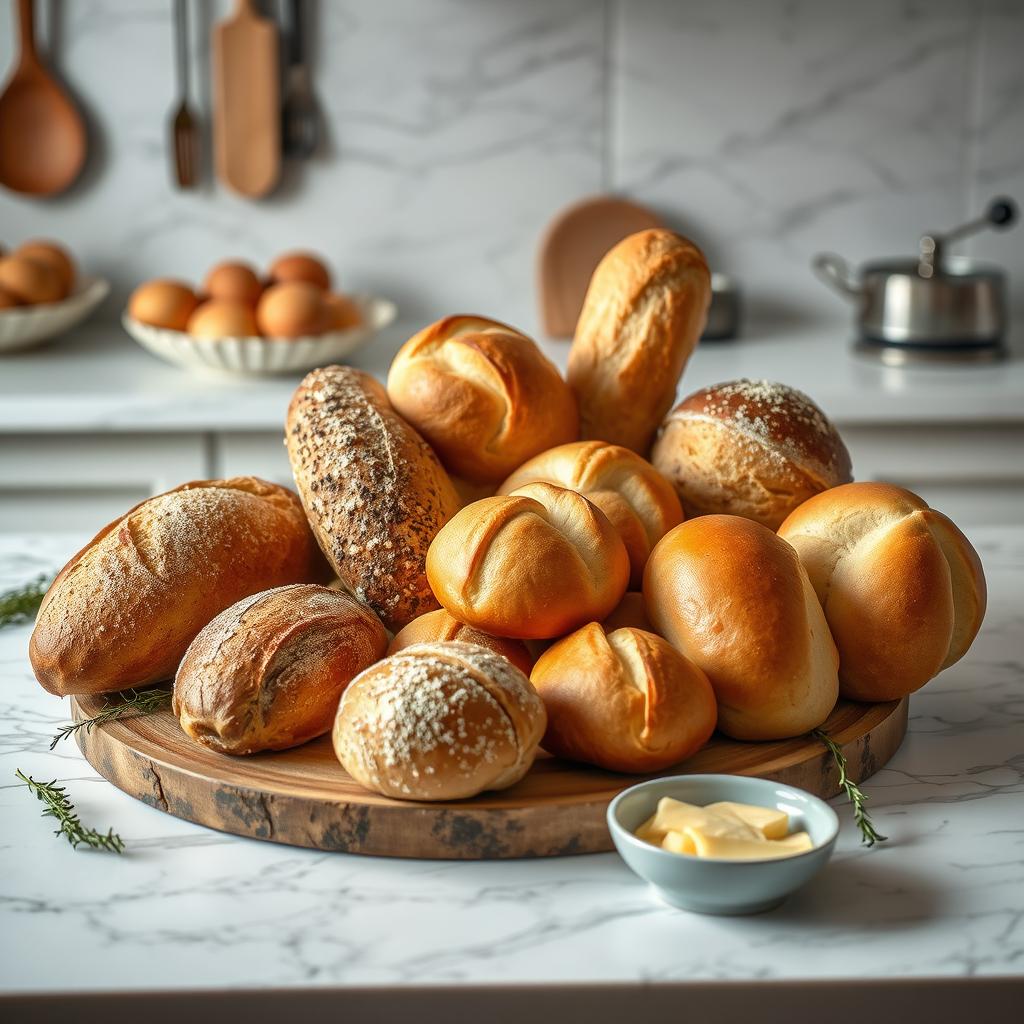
[607,774,839,915]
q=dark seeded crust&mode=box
[286,366,461,631]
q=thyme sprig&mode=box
[0,574,49,628]
[15,770,125,853]
[50,687,173,750]
[813,728,888,847]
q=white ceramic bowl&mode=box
[0,276,111,354]
[122,294,397,376]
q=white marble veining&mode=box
[0,529,1022,994]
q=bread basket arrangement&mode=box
[27,230,986,857]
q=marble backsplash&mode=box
[0,0,1021,338]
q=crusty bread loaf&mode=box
[388,609,535,676]
[652,379,852,529]
[333,640,547,801]
[778,482,986,701]
[387,315,579,484]
[567,229,711,454]
[30,478,326,697]
[644,515,839,740]
[286,365,461,631]
[174,584,387,754]
[531,623,716,773]
[498,440,682,588]
[426,481,630,640]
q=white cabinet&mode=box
[213,432,294,488]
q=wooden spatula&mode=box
[213,0,280,198]
[538,195,665,338]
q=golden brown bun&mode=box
[30,478,327,697]
[388,609,535,676]
[567,229,711,453]
[643,515,838,740]
[333,640,547,801]
[778,482,986,701]
[387,315,579,484]
[426,481,630,640]
[0,255,65,304]
[498,440,682,588]
[531,623,716,773]
[652,379,852,530]
[174,585,387,754]
[286,365,461,631]
[601,591,656,634]
[14,240,75,294]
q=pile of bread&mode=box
[29,229,987,803]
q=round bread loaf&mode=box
[388,609,535,676]
[174,585,387,754]
[651,379,852,529]
[333,640,547,801]
[531,623,716,773]
[643,515,839,740]
[426,481,630,640]
[778,482,986,702]
[29,478,327,697]
[567,229,711,454]
[286,365,461,631]
[498,440,683,588]
[386,315,579,484]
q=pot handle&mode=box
[812,252,860,299]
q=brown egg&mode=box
[0,256,65,305]
[128,279,199,330]
[256,281,327,338]
[322,292,362,331]
[0,287,20,310]
[14,240,76,296]
[268,251,331,291]
[187,300,260,339]
[203,261,262,306]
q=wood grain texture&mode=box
[72,693,907,860]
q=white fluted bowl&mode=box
[0,276,111,353]
[122,295,396,376]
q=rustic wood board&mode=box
[72,694,907,860]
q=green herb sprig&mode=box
[15,770,125,853]
[813,728,888,847]
[50,687,173,750]
[0,574,49,628]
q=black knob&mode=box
[986,197,1018,229]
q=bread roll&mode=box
[643,515,838,740]
[333,641,547,801]
[498,440,682,588]
[652,379,852,530]
[286,365,461,631]
[531,623,716,773]
[778,482,986,702]
[567,229,711,454]
[386,315,579,484]
[426,481,630,640]
[388,609,535,676]
[601,591,656,634]
[175,585,387,754]
[30,478,326,697]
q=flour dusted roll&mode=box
[644,515,839,740]
[286,365,461,631]
[29,478,327,697]
[386,315,579,484]
[498,440,683,588]
[567,229,711,454]
[651,379,852,530]
[175,585,387,754]
[333,641,547,801]
[531,623,716,773]
[778,482,986,702]
[426,481,630,640]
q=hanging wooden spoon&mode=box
[0,0,87,196]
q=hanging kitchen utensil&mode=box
[814,197,1018,365]
[170,0,199,189]
[213,0,281,198]
[0,0,87,197]
[281,0,319,159]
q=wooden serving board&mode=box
[72,694,907,860]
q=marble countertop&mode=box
[1,320,1023,434]
[1,529,1022,1007]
